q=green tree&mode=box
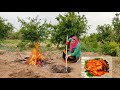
[42,20,52,44]
[18,16,48,43]
[0,17,14,40]
[112,13,120,44]
[51,12,89,47]
[96,24,113,43]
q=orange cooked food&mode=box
[85,59,109,76]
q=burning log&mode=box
[26,42,45,66]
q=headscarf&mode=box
[70,36,79,53]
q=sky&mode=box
[0,12,119,34]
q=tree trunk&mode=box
[45,37,47,44]
[57,44,59,48]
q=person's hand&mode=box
[65,55,68,59]
[65,55,71,59]
[66,41,69,45]
[79,56,81,61]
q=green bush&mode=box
[7,32,21,40]
[46,43,51,47]
[101,41,120,56]
[80,40,120,56]
[116,47,120,57]
[80,41,89,52]
[17,40,33,51]
[81,41,100,53]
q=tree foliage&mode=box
[0,17,14,40]
[18,16,48,43]
[112,13,120,44]
[96,24,113,43]
[50,12,89,47]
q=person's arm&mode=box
[66,38,72,45]
[68,38,72,41]
[65,38,71,59]
[70,44,80,56]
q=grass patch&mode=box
[0,45,17,52]
[0,39,21,52]
[2,39,20,44]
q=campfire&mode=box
[26,42,45,66]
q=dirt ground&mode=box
[0,50,119,78]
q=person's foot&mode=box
[69,56,74,59]
[70,59,78,63]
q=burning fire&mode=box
[27,42,45,66]
[85,59,109,76]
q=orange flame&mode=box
[86,59,109,76]
[27,42,45,66]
